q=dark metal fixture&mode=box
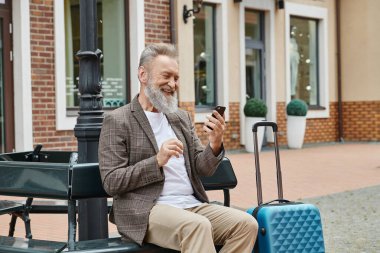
[277,0,285,9]
[183,0,203,24]
[75,0,108,241]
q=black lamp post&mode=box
[74,0,108,240]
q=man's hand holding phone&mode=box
[204,106,226,155]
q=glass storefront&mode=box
[245,10,264,101]
[0,18,4,153]
[194,4,216,108]
[65,0,128,110]
[290,16,319,106]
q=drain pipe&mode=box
[169,0,176,44]
[336,0,344,142]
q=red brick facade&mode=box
[342,101,380,141]
[144,0,171,44]
[27,1,378,152]
[276,102,287,145]
[30,0,76,151]
[305,103,339,143]
[182,101,380,149]
[178,101,195,120]
[279,101,380,145]
[277,102,340,146]
[224,103,242,149]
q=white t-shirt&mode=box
[144,111,202,209]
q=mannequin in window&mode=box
[290,26,300,98]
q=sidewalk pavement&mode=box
[1,142,379,252]
[303,184,380,253]
[209,142,380,209]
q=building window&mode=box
[0,17,4,152]
[64,0,128,112]
[285,3,328,118]
[194,4,216,108]
[289,16,319,106]
[245,10,265,101]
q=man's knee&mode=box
[239,213,259,237]
[192,216,213,233]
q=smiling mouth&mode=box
[161,87,175,95]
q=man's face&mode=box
[144,55,179,113]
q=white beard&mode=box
[144,80,178,114]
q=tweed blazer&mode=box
[98,95,225,246]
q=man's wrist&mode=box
[156,155,163,167]
[210,141,223,156]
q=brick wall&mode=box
[276,102,287,145]
[305,103,339,143]
[144,0,171,44]
[179,101,345,150]
[179,101,195,121]
[29,1,378,153]
[342,101,380,141]
[30,0,77,151]
[276,102,340,146]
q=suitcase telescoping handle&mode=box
[252,121,283,205]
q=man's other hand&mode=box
[156,139,184,167]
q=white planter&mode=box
[245,117,265,153]
[287,115,306,149]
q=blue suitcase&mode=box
[247,121,325,253]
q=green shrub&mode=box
[286,99,308,116]
[243,98,267,117]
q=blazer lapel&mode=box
[131,96,159,153]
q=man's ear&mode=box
[138,66,148,84]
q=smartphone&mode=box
[213,106,226,118]
[207,106,226,130]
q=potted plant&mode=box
[286,99,308,149]
[243,98,267,153]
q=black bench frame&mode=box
[0,149,237,253]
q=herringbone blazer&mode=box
[98,95,224,245]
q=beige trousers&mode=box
[145,203,258,253]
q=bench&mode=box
[0,149,237,253]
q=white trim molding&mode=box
[129,0,145,98]
[13,0,33,151]
[54,0,144,130]
[239,0,276,144]
[54,0,74,130]
[285,2,329,118]
[194,0,229,124]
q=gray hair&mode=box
[139,43,178,68]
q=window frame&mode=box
[290,15,320,109]
[245,9,265,101]
[13,0,34,151]
[54,0,144,130]
[193,3,217,110]
[193,0,229,123]
[0,3,15,152]
[239,0,276,145]
[285,2,329,118]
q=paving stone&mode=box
[0,142,379,252]
[303,185,380,253]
